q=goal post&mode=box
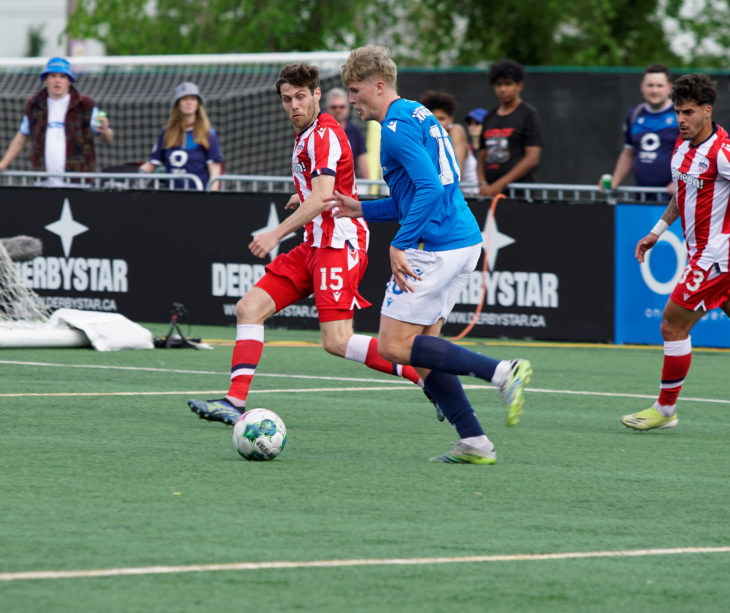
[0,52,351,179]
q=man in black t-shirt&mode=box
[477,60,543,197]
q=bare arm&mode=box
[0,132,29,171]
[249,173,335,258]
[208,161,222,191]
[604,147,635,191]
[356,154,370,179]
[97,116,114,144]
[448,124,469,172]
[635,195,680,262]
[138,161,156,173]
[480,145,541,197]
[476,148,487,185]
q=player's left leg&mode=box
[318,316,422,386]
[377,244,532,427]
[314,245,422,387]
[621,298,703,431]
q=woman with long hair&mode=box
[139,82,223,189]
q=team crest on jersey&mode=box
[696,155,709,174]
[295,141,305,155]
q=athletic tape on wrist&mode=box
[651,219,669,237]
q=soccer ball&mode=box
[232,409,287,461]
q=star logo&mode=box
[250,202,297,261]
[481,212,515,270]
[45,198,88,257]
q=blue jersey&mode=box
[150,127,223,188]
[363,98,482,251]
[623,103,679,187]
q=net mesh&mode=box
[0,239,51,325]
[0,54,347,178]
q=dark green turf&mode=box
[1,327,728,612]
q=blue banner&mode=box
[614,203,730,347]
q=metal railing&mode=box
[0,170,204,191]
[206,174,392,196]
[0,169,670,203]
[207,175,669,203]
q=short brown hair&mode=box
[643,63,671,80]
[671,73,717,107]
[341,46,397,87]
[275,63,320,97]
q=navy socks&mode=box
[423,370,484,438]
[410,335,500,382]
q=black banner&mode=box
[1,188,613,341]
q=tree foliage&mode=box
[66,0,726,68]
[66,0,370,55]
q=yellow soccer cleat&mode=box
[498,359,533,427]
[621,407,678,431]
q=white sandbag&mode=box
[49,309,154,351]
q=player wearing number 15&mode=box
[622,73,730,431]
[328,46,532,464]
[187,62,423,426]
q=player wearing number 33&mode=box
[326,46,533,464]
[623,73,730,431]
[188,62,425,426]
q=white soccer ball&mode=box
[232,408,287,461]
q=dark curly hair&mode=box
[488,60,524,84]
[671,73,717,107]
[419,90,458,116]
[276,63,320,97]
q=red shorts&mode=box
[255,242,371,323]
[670,262,730,311]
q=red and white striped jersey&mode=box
[671,124,730,272]
[291,112,369,250]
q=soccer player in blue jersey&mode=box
[602,63,679,198]
[326,46,533,464]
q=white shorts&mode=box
[380,243,481,326]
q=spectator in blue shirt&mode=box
[602,63,678,197]
[139,82,223,190]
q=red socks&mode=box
[657,337,692,410]
[227,324,264,407]
[346,335,422,386]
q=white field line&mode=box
[1,382,728,405]
[1,546,729,582]
[1,359,727,404]
[0,360,411,384]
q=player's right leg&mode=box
[188,287,280,425]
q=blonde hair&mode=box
[341,46,397,87]
[163,103,212,150]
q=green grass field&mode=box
[2,324,729,612]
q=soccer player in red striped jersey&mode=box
[622,73,730,431]
[187,62,422,425]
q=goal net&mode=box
[0,237,89,347]
[0,52,349,181]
